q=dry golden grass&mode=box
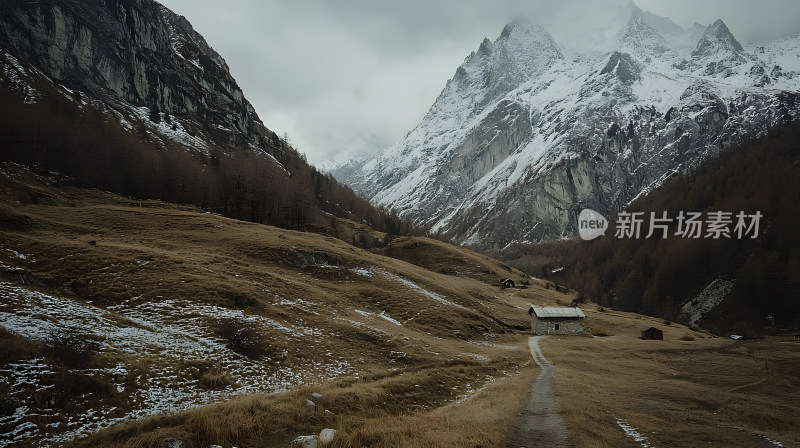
[66,354,537,448]
[198,368,237,390]
[4,164,798,448]
[381,236,531,287]
[537,306,800,447]
[0,327,43,363]
[0,164,540,447]
[328,364,538,448]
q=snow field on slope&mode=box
[0,282,350,447]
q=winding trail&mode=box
[505,336,568,448]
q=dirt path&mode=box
[505,336,569,448]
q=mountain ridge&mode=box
[331,8,800,250]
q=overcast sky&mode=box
[158,0,800,165]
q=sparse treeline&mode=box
[0,89,422,243]
[498,121,800,335]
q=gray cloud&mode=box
[157,0,800,164]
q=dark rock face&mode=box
[694,19,745,56]
[0,0,275,149]
[600,52,642,83]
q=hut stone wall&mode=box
[530,316,584,335]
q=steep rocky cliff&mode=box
[0,0,281,156]
[332,7,800,250]
[0,0,409,242]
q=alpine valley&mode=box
[330,3,800,250]
[1,1,800,447]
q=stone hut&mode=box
[528,306,585,335]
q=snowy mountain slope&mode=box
[617,7,672,60]
[332,8,800,250]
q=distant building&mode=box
[501,278,515,289]
[641,327,664,340]
[528,306,585,335]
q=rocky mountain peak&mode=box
[680,18,750,77]
[499,18,539,38]
[433,20,561,126]
[477,37,493,55]
[636,4,686,40]
[600,51,642,82]
[617,8,671,58]
[496,19,562,67]
[489,20,563,95]
[693,19,744,56]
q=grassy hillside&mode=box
[499,120,800,336]
[381,236,530,286]
[0,162,545,447]
[2,163,797,448]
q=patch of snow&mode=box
[0,282,351,447]
[249,145,290,175]
[679,277,734,325]
[764,436,784,447]
[468,353,490,361]
[343,318,386,335]
[454,374,496,403]
[350,267,373,277]
[353,309,401,326]
[377,269,465,309]
[1,51,37,104]
[314,159,344,173]
[378,311,403,326]
[616,418,652,447]
[129,106,209,153]
[0,245,34,262]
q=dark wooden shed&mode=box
[641,326,663,340]
[501,278,515,289]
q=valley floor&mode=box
[541,307,800,447]
[0,163,797,447]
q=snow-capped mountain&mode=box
[617,7,671,59]
[331,7,800,250]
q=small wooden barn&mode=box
[641,326,663,340]
[501,278,515,289]
[528,306,585,335]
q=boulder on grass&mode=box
[319,428,336,446]
[159,441,186,448]
[290,435,318,448]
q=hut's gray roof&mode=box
[531,306,585,319]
